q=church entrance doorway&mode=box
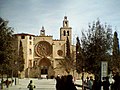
[41,66,48,74]
[39,58,51,78]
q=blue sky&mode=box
[0,0,120,42]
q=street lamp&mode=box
[14,61,18,85]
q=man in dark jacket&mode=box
[102,77,110,90]
[65,75,77,90]
[113,72,120,90]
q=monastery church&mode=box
[15,16,76,78]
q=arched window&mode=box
[63,30,66,36]
[29,60,32,68]
[65,21,67,26]
[29,36,32,40]
[21,36,25,39]
[67,31,69,36]
[29,49,32,55]
[29,41,32,45]
[33,61,36,67]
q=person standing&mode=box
[87,76,94,90]
[27,80,36,90]
[102,77,110,90]
[55,76,62,90]
[92,75,101,90]
[65,75,77,90]
[113,72,120,90]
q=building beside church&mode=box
[14,16,76,78]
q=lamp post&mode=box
[14,61,18,85]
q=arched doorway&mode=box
[39,58,51,78]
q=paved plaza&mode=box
[1,78,82,90]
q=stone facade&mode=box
[14,16,76,78]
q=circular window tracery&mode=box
[35,41,52,56]
[57,50,63,56]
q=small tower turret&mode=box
[40,26,45,36]
[63,16,69,27]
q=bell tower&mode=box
[60,16,72,44]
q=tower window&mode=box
[29,60,32,68]
[29,41,32,45]
[33,61,36,67]
[29,49,32,55]
[65,21,67,26]
[29,36,32,40]
[21,36,25,39]
[67,31,69,36]
[63,30,66,36]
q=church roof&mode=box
[14,33,35,36]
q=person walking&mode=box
[27,80,36,90]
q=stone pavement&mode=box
[1,78,82,90]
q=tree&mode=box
[18,40,25,73]
[112,31,120,73]
[59,57,73,74]
[0,17,15,74]
[59,36,75,74]
[0,17,16,89]
[112,31,119,57]
[76,37,84,74]
[81,20,113,77]
[66,36,70,58]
